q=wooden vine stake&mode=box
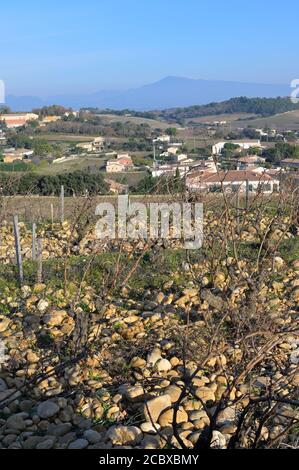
[32,222,37,261]
[13,215,24,286]
[60,185,65,224]
[37,238,43,284]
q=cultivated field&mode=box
[37,134,98,143]
[34,156,108,176]
[185,112,257,124]
[95,113,174,129]
[230,110,299,131]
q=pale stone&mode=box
[144,395,172,423]
[130,357,146,369]
[147,348,162,367]
[211,430,226,449]
[123,385,144,402]
[106,426,143,445]
[189,410,209,422]
[274,257,284,269]
[164,385,182,403]
[158,407,188,427]
[194,387,215,402]
[37,299,49,313]
[290,349,299,365]
[216,406,237,427]
[43,310,66,326]
[26,351,39,364]
[156,358,172,373]
[0,316,10,332]
[140,422,161,434]
[291,373,299,386]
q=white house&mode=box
[186,169,279,194]
[0,113,39,129]
[76,137,104,152]
[167,146,179,155]
[170,153,189,163]
[236,155,266,170]
[212,140,261,155]
[106,154,133,173]
[2,148,34,163]
[106,161,127,173]
[153,135,171,143]
[151,162,190,178]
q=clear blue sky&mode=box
[1,0,298,96]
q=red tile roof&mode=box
[188,170,275,184]
[237,156,265,163]
[117,157,133,166]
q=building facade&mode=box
[186,170,279,194]
[0,113,39,128]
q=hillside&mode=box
[229,109,299,131]
[84,97,299,126]
[157,97,299,122]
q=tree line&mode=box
[81,97,299,122]
[263,143,299,164]
[158,97,299,121]
[0,171,108,196]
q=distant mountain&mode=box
[6,95,44,111]
[6,76,291,111]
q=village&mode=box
[0,109,299,197]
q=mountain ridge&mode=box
[5,76,292,112]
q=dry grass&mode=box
[95,113,173,129]
[231,109,299,131]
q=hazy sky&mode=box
[1,0,298,96]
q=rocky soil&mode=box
[0,256,298,449]
[0,206,298,449]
